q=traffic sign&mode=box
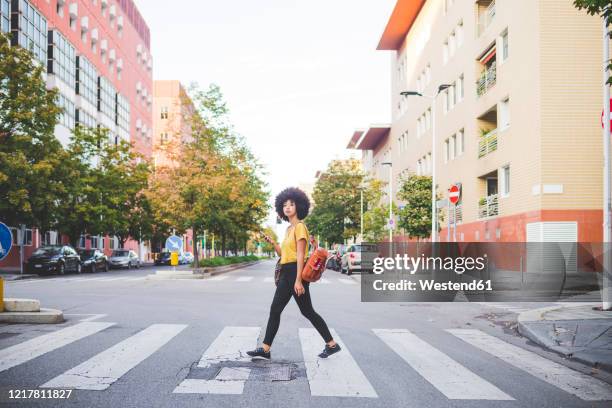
[165,235,183,252]
[0,222,11,261]
[386,218,395,230]
[449,184,460,205]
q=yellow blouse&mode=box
[280,222,309,264]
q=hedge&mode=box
[194,255,260,268]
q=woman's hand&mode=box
[261,234,274,244]
[294,281,305,296]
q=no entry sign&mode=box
[449,185,460,205]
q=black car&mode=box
[27,245,82,275]
[78,249,109,273]
[154,251,171,266]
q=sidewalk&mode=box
[518,303,612,372]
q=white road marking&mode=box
[263,277,275,283]
[299,328,377,398]
[209,275,229,281]
[447,329,612,401]
[174,378,247,394]
[235,276,253,282]
[338,278,357,285]
[64,314,108,322]
[174,326,260,395]
[319,278,331,284]
[0,322,115,373]
[40,324,187,390]
[373,329,513,400]
[196,326,260,368]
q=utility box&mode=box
[170,252,179,266]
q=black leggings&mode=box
[263,262,333,346]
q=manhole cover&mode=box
[264,365,292,381]
[215,367,250,381]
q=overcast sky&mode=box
[135,0,395,232]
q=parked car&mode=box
[180,251,194,265]
[108,249,140,269]
[78,249,109,273]
[341,244,379,275]
[155,251,172,266]
[27,245,82,275]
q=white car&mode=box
[341,244,379,275]
[180,251,194,265]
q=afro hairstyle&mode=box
[275,187,311,221]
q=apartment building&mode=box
[152,80,196,253]
[352,0,603,243]
[0,0,153,268]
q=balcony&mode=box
[477,0,496,36]
[478,194,499,219]
[478,128,498,158]
[476,64,496,97]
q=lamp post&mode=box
[382,162,393,256]
[400,85,450,243]
[602,16,611,311]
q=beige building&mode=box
[152,80,197,253]
[351,0,604,243]
[153,80,196,169]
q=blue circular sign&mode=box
[165,235,183,252]
[0,222,12,261]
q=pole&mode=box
[453,204,457,242]
[19,224,25,275]
[447,198,451,242]
[360,188,364,241]
[431,98,437,243]
[212,233,215,258]
[603,17,612,310]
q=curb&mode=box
[0,308,64,324]
[517,305,612,372]
[147,260,264,280]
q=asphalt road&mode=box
[1,260,611,407]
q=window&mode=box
[76,56,98,106]
[48,30,76,88]
[444,140,449,163]
[10,227,33,246]
[97,76,116,117]
[16,0,48,64]
[417,159,422,176]
[56,2,63,17]
[160,132,168,144]
[426,108,431,130]
[116,93,130,132]
[451,134,457,159]
[457,129,464,155]
[501,29,509,61]
[458,74,464,101]
[76,109,96,129]
[502,165,510,196]
[500,97,510,129]
[78,235,86,249]
[426,64,431,84]
[456,21,464,47]
[427,152,432,173]
[1,0,9,34]
[57,93,75,129]
[160,106,168,119]
[449,31,456,56]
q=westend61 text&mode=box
[372,279,493,292]
[372,254,487,274]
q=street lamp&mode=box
[382,162,393,255]
[400,84,451,243]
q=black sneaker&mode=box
[246,347,271,360]
[318,343,341,358]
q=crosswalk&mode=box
[1,322,611,401]
[6,274,358,285]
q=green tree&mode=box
[308,159,364,245]
[574,0,612,84]
[0,32,65,236]
[397,174,443,241]
[362,179,397,242]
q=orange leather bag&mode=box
[301,246,329,282]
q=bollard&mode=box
[170,252,179,267]
[0,276,3,312]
